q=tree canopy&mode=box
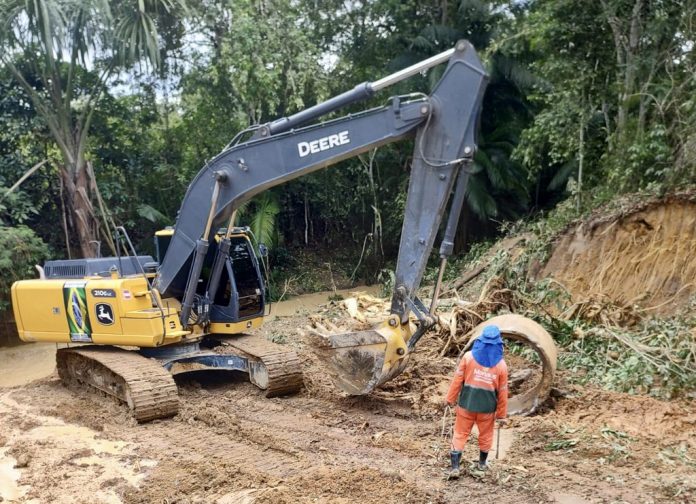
[1,0,694,309]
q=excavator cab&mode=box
[155,227,266,333]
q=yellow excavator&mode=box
[12,40,489,421]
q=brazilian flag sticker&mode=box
[63,281,92,342]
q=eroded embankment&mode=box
[540,193,696,314]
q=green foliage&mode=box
[137,203,170,225]
[0,225,49,314]
[174,0,326,179]
[607,123,673,192]
[516,0,696,207]
[247,192,281,249]
[1,0,695,311]
[0,188,40,224]
[555,313,696,399]
[544,437,579,452]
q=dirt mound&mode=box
[540,193,696,315]
[554,387,696,444]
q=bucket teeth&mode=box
[304,319,411,395]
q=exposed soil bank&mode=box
[540,194,696,314]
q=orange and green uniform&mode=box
[446,350,508,452]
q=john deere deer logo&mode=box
[95,303,114,326]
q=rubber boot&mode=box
[448,450,462,479]
[477,450,489,471]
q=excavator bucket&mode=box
[307,315,413,395]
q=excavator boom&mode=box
[154,40,488,394]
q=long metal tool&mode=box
[496,420,501,460]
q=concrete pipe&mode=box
[463,314,557,416]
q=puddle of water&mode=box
[0,343,57,387]
[266,286,381,320]
[0,447,27,501]
[30,425,129,455]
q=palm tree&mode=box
[0,0,187,257]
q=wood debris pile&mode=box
[434,276,516,357]
[298,283,551,412]
[301,292,390,338]
[302,281,515,360]
[338,293,391,325]
[558,294,642,327]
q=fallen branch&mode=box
[450,264,487,290]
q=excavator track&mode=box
[212,334,304,397]
[57,346,179,422]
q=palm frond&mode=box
[0,0,67,57]
[465,173,498,219]
[249,192,280,248]
[489,54,538,92]
[137,203,169,224]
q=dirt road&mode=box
[1,290,694,503]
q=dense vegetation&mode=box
[1,0,694,313]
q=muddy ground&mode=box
[3,195,695,503]
[1,294,695,504]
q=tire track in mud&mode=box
[6,372,695,503]
[10,378,440,502]
[123,383,443,502]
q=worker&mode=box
[445,325,508,478]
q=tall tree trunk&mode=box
[619,0,644,139]
[60,161,100,258]
[601,0,644,143]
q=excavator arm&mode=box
[154,40,488,394]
